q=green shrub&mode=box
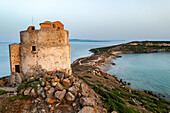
[148,102,157,107]
[24,78,28,81]
[144,105,155,112]
[109,92,125,104]
[83,76,92,78]
[8,96,17,101]
[160,99,170,105]
[26,80,34,83]
[104,76,109,79]
[0,90,8,95]
[95,73,100,77]
[87,71,92,73]
[128,99,137,105]
[95,80,101,83]
[97,84,104,87]
[18,92,30,99]
[74,73,139,113]
[17,83,26,92]
[46,77,51,81]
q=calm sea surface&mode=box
[0,41,170,100]
[0,41,124,77]
[108,53,170,100]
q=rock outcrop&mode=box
[15,71,104,112]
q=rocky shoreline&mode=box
[0,41,170,112]
[71,41,170,112]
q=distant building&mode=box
[9,21,71,76]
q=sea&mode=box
[0,40,170,100]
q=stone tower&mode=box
[9,21,71,76]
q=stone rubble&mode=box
[15,71,104,112]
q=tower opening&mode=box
[15,65,20,73]
[32,46,36,51]
[32,27,35,30]
[53,24,55,28]
[57,27,60,30]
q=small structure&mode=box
[9,21,71,76]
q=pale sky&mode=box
[0,0,170,42]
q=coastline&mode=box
[0,41,170,112]
[98,54,170,101]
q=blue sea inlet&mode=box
[108,52,170,100]
[0,40,170,100]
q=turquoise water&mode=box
[0,41,124,77]
[108,53,170,100]
[1,41,170,100]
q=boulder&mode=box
[81,83,89,97]
[37,87,43,95]
[30,88,37,97]
[65,92,75,101]
[54,77,60,82]
[55,82,63,90]
[68,86,79,94]
[58,73,64,80]
[24,87,32,95]
[36,84,41,90]
[0,80,5,87]
[63,78,71,87]
[9,72,24,87]
[55,89,66,100]
[111,111,118,113]
[46,81,50,86]
[78,106,98,113]
[46,87,55,98]
[30,77,35,81]
[41,90,46,99]
[73,81,81,87]
[41,81,46,87]
[80,97,95,107]
[45,98,56,104]
[52,82,57,87]
[44,86,50,91]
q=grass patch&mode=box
[95,73,100,77]
[87,71,92,73]
[128,99,137,105]
[17,83,26,92]
[95,80,102,83]
[144,105,155,112]
[83,76,92,78]
[74,73,138,113]
[104,76,109,79]
[0,90,8,95]
[160,98,170,105]
[18,93,30,99]
[8,96,17,101]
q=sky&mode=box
[0,0,170,42]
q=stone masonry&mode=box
[9,21,71,76]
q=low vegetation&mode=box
[90,41,170,54]
[73,73,170,113]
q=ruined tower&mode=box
[9,21,71,76]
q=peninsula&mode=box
[72,41,170,112]
[0,26,170,113]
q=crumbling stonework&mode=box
[9,21,71,76]
[9,44,21,73]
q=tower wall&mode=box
[20,27,71,76]
[9,44,21,74]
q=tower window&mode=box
[53,24,55,28]
[32,46,36,51]
[32,27,35,30]
[57,27,60,30]
[15,65,20,73]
